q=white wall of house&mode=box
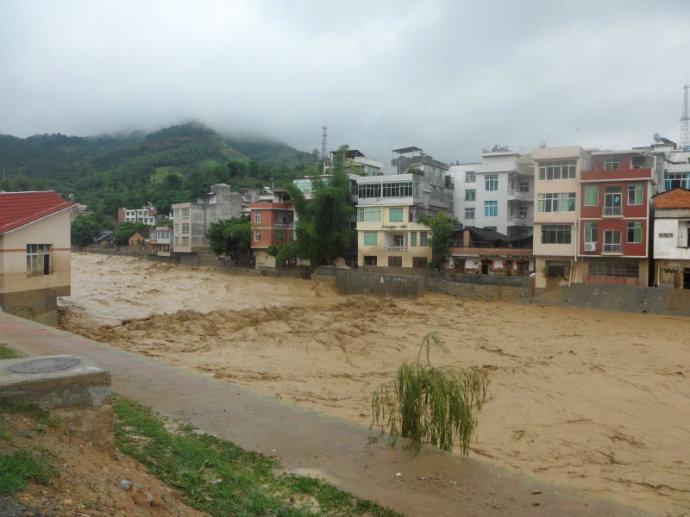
[655,217,690,260]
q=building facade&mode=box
[652,188,690,289]
[0,191,76,325]
[117,204,158,225]
[250,189,295,268]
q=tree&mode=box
[371,333,488,453]
[288,146,355,266]
[206,216,251,262]
[114,222,149,247]
[71,215,101,248]
[420,212,456,270]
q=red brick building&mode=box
[250,189,295,268]
[578,151,655,285]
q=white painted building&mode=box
[652,188,690,289]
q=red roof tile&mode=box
[653,188,690,209]
[0,191,77,234]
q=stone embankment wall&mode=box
[335,270,425,298]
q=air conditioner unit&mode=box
[584,242,596,252]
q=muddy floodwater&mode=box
[59,253,690,516]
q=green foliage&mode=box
[206,216,251,261]
[0,343,23,360]
[371,333,488,453]
[114,222,149,247]
[0,449,55,496]
[419,212,456,270]
[114,397,401,517]
[71,215,102,248]
[289,146,355,266]
[274,242,299,268]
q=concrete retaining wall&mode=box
[427,278,533,303]
[335,270,425,298]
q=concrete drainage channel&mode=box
[0,355,114,448]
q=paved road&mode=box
[0,312,653,517]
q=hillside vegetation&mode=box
[0,123,317,217]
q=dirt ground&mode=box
[0,410,205,517]
[58,253,690,517]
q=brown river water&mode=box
[58,252,690,516]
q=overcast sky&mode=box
[2,0,690,169]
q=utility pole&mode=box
[680,84,689,150]
[321,126,328,173]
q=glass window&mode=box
[410,232,417,247]
[389,207,404,222]
[604,158,620,170]
[485,174,498,191]
[357,207,382,222]
[484,201,498,217]
[628,184,643,206]
[465,171,476,183]
[181,208,190,218]
[420,231,429,246]
[541,225,571,244]
[254,230,261,241]
[538,193,576,212]
[518,206,529,218]
[584,185,599,206]
[357,183,382,198]
[464,207,475,219]
[254,212,261,223]
[627,221,643,243]
[388,256,402,267]
[274,230,285,242]
[181,223,190,233]
[584,222,598,243]
[26,244,52,276]
[382,181,413,198]
[603,230,622,253]
[604,187,622,216]
[465,189,476,201]
[519,182,529,193]
[665,173,690,190]
[538,160,577,180]
[363,232,377,246]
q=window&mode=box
[465,189,476,201]
[485,174,498,191]
[538,193,576,212]
[589,259,639,278]
[274,230,285,242]
[419,231,429,246]
[538,160,577,180]
[584,222,598,243]
[603,230,622,253]
[410,232,417,246]
[254,230,261,241]
[541,225,571,244]
[464,207,475,219]
[363,256,377,266]
[628,184,643,205]
[181,236,189,245]
[363,231,377,246]
[664,173,690,190]
[518,206,529,218]
[604,158,620,170]
[627,221,642,243]
[181,223,190,233]
[546,260,570,278]
[604,187,622,216]
[412,257,428,268]
[484,226,497,231]
[584,185,599,206]
[388,256,402,267]
[181,208,190,218]
[484,201,498,217]
[382,182,413,197]
[389,207,404,222]
[357,207,382,222]
[26,244,52,276]
[465,171,476,183]
[519,182,529,193]
[254,212,261,223]
[357,183,382,198]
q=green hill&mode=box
[0,123,316,218]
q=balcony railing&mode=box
[602,243,622,254]
[603,206,622,216]
[507,190,531,201]
[507,215,531,225]
[384,246,408,252]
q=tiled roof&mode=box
[653,188,690,209]
[0,191,77,234]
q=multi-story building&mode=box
[355,148,453,269]
[171,184,256,254]
[147,226,172,257]
[250,189,295,268]
[652,188,690,289]
[449,147,533,239]
[531,146,589,288]
[117,204,158,225]
[336,149,384,176]
[577,150,655,286]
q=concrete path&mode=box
[0,312,653,517]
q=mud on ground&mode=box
[59,253,690,516]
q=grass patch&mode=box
[0,343,23,360]
[114,397,402,517]
[0,449,55,496]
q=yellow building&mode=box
[0,191,76,325]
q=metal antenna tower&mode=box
[680,84,690,150]
[321,126,328,172]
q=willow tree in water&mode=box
[371,333,488,453]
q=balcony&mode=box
[384,246,408,252]
[602,243,622,254]
[603,206,622,217]
[507,190,532,201]
[581,167,652,182]
[507,215,531,226]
